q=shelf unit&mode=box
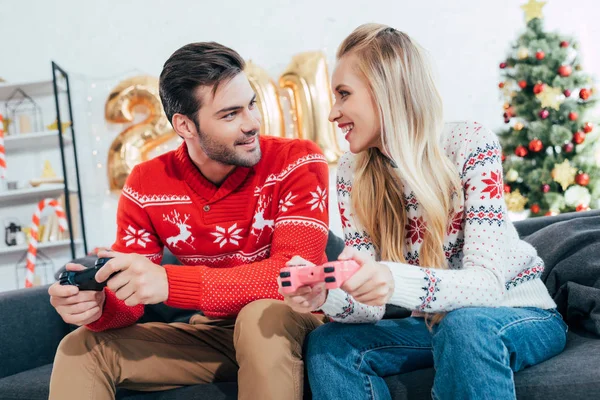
[3,130,71,152]
[0,239,83,257]
[1,63,88,291]
[0,183,77,204]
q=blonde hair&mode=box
[338,24,462,326]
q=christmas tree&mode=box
[499,0,599,217]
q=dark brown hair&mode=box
[159,42,245,125]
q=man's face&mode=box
[191,72,262,167]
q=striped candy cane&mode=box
[0,114,6,179]
[25,198,68,287]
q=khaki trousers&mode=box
[49,299,326,400]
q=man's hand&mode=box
[49,263,105,325]
[278,256,327,313]
[95,250,169,307]
[338,247,394,306]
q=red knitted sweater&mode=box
[87,136,329,331]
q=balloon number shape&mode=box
[105,76,176,191]
[279,51,342,163]
[106,52,342,191]
[246,51,342,163]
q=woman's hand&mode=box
[338,247,394,306]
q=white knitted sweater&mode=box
[320,121,556,323]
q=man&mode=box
[48,42,330,400]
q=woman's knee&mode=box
[305,322,356,364]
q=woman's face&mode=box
[329,53,382,154]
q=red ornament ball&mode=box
[531,204,541,214]
[533,83,544,94]
[583,122,593,134]
[515,145,528,157]
[564,89,572,97]
[573,131,586,144]
[539,109,550,119]
[580,88,591,100]
[501,152,506,162]
[529,139,543,152]
[575,172,590,186]
[518,80,528,89]
[576,204,590,212]
[535,51,545,60]
[558,65,572,77]
[560,41,569,48]
[504,184,511,194]
[500,62,507,69]
[563,142,574,153]
[568,112,578,121]
[542,184,551,193]
[498,82,505,88]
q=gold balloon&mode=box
[245,61,285,138]
[280,51,342,163]
[105,76,176,192]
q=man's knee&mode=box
[56,327,101,359]
[236,299,299,339]
[234,299,318,357]
[54,326,121,370]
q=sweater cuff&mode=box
[164,265,204,309]
[381,262,428,311]
[318,288,350,317]
[85,289,123,332]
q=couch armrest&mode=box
[0,285,71,378]
[514,209,600,238]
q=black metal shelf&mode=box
[51,62,88,258]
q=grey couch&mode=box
[1,214,599,400]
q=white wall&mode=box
[1,0,599,262]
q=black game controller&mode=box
[59,257,115,291]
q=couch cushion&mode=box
[384,330,600,400]
[0,364,53,400]
[0,287,70,378]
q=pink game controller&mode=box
[279,260,361,294]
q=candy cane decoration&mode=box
[0,114,6,180]
[25,198,68,287]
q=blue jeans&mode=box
[305,307,568,400]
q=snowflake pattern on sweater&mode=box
[320,121,556,323]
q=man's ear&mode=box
[172,113,197,139]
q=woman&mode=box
[280,23,567,400]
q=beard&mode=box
[196,127,262,168]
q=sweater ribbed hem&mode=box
[85,288,145,332]
[383,262,429,310]
[501,278,557,309]
[164,265,204,309]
